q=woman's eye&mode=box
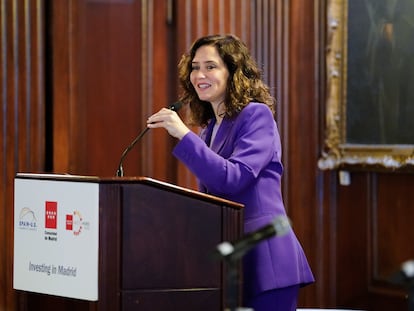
[207,65,216,70]
[191,65,200,71]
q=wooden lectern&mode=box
[13,173,244,311]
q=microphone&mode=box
[214,215,291,261]
[115,101,183,177]
[389,259,414,286]
[215,216,291,260]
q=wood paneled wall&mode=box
[286,0,321,305]
[1,0,413,310]
[0,0,45,310]
[51,0,148,177]
[333,172,412,310]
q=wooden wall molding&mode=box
[0,0,45,309]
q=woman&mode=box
[147,34,314,311]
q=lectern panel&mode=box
[121,290,220,310]
[121,183,222,289]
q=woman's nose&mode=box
[194,69,206,78]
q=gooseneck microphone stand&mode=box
[116,127,149,177]
[115,101,182,177]
[222,254,252,311]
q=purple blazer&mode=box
[173,102,314,300]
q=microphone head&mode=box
[272,215,292,236]
[402,260,414,278]
[168,101,183,112]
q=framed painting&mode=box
[318,0,414,170]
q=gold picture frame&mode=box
[318,0,414,170]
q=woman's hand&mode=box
[147,108,190,140]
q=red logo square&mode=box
[45,201,57,229]
[66,214,73,230]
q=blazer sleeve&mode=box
[173,103,281,196]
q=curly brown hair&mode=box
[178,34,276,127]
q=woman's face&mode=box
[190,45,229,107]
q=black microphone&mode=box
[115,101,183,177]
[214,215,291,261]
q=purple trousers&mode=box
[244,285,300,311]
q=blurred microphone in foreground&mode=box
[214,215,291,261]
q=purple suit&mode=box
[173,102,314,302]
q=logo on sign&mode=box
[45,201,57,229]
[18,207,37,230]
[66,210,90,236]
[66,214,73,230]
[44,201,58,241]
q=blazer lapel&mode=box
[210,117,234,153]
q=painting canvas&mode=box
[319,0,414,170]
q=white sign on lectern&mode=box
[13,175,99,301]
